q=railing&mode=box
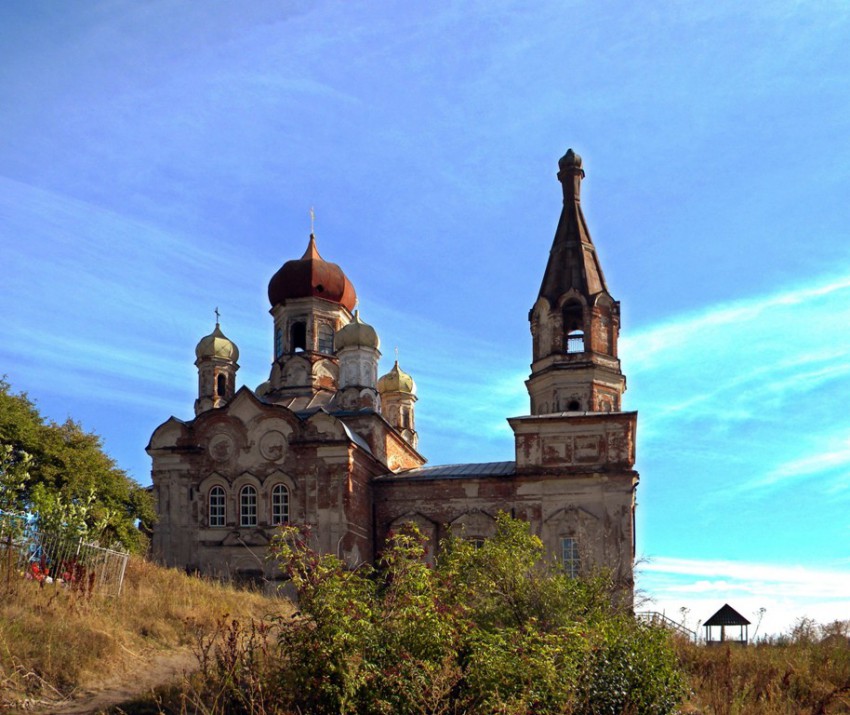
[0,511,129,597]
[566,335,585,354]
[636,611,698,641]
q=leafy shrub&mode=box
[263,513,685,715]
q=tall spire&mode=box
[526,149,625,415]
[538,149,609,306]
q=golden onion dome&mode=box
[195,322,239,362]
[335,310,380,351]
[378,360,416,395]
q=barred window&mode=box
[271,484,290,525]
[561,537,580,578]
[209,486,226,527]
[317,324,334,354]
[240,485,258,527]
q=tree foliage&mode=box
[266,513,685,715]
[0,378,153,552]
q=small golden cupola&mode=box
[194,316,240,415]
[378,359,417,448]
[335,311,382,411]
[335,309,379,351]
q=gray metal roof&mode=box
[378,461,516,481]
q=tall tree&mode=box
[0,378,154,552]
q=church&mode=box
[147,149,639,596]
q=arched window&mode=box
[562,302,585,353]
[240,485,257,527]
[271,484,289,525]
[216,373,227,397]
[317,324,334,354]
[209,486,226,527]
[274,328,283,358]
[290,321,307,352]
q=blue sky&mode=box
[2,0,849,635]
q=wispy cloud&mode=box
[639,555,850,636]
[621,269,850,497]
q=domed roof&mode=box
[378,360,416,395]
[335,310,380,350]
[195,322,239,362]
[268,234,357,311]
[558,147,583,171]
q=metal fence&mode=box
[0,510,129,597]
[636,610,698,641]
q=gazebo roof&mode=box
[704,603,751,627]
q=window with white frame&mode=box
[271,484,289,525]
[209,486,226,527]
[240,485,258,527]
[561,536,580,578]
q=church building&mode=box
[147,149,639,595]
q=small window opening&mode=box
[216,373,227,397]
[290,322,307,352]
[567,400,581,411]
[317,324,334,354]
[561,537,580,578]
[274,328,283,358]
[563,302,585,353]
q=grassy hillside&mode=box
[677,633,850,714]
[0,556,284,710]
[3,548,849,714]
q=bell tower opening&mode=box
[290,321,307,352]
[562,301,585,353]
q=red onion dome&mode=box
[268,234,356,311]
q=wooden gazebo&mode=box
[704,603,751,645]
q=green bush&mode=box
[265,514,686,715]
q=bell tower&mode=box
[526,149,626,415]
[510,149,638,598]
[265,233,356,402]
[194,316,239,416]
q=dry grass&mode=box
[7,553,850,715]
[678,637,850,714]
[0,556,286,707]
